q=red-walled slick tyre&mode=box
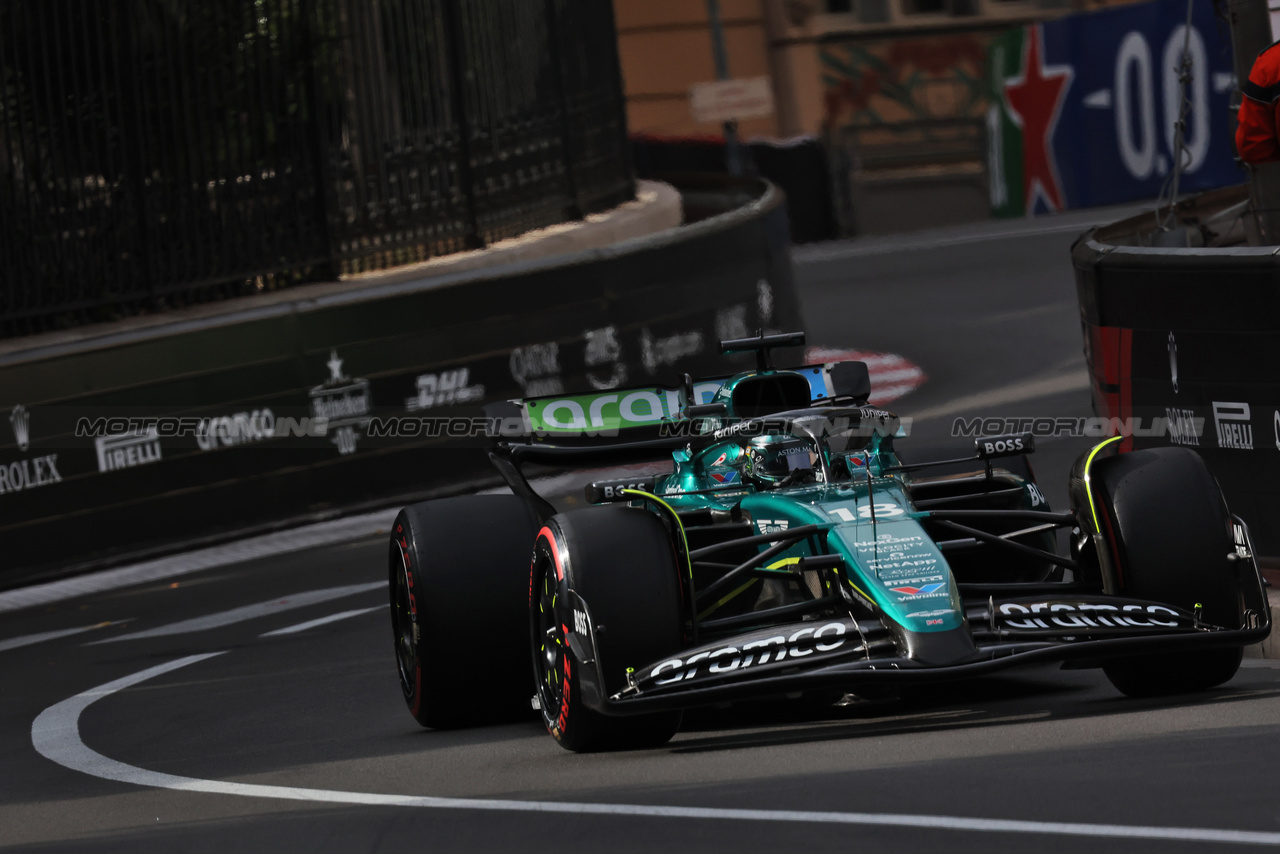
[390,495,539,728]
[531,505,684,752]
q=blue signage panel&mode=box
[1021,0,1244,212]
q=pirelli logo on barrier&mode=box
[95,429,163,473]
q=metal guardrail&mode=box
[0,0,632,338]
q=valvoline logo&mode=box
[846,451,873,468]
[845,451,872,482]
[889,582,945,596]
[710,471,739,484]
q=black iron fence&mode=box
[0,0,633,337]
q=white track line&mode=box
[791,201,1150,264]
[0,509,401,616]
[30,654,1280,847]
[793,221,1091,261]
[259,606,384,638]
[975,303,1075,326]
[87,582,387,644]
[906,370,1091,423]
[0,621,131,653]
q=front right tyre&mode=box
[1075,446,1243,697]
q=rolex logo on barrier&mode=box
[0,404,62,496]
[309,350,372,456]
[10,405,29,452]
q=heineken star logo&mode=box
[326,350,347,384]
[1004,25,1072,212]
[10,405,29,452]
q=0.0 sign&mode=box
[1114,26,1209,181]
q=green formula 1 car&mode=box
[389,332,1270,751]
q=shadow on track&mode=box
[666,666,1280,754]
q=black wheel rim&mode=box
[533,551,565,717]
[392,547,417,695]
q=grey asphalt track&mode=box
[6,208,1280,854]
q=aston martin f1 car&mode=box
[389,332,1270,751]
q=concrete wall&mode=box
[0,177,800,587]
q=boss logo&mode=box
[588,478,658,503]
[601,482,647,498]
[976,433,1034,459]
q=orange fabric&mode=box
[1237,46,1280,164]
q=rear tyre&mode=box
[390,495,539,728]
[1082,447,1242,697]
[531,505,684,752]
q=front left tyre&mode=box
[390,494,539,729]
[531,505,685,752]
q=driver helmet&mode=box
[744,434,817,488]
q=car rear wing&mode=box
[482,359,871,447]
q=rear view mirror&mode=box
[829,361,870,404]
